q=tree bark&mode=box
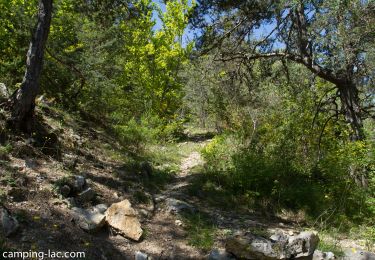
[8,0,52,132]
[338,82,364,141]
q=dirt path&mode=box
[113,139,278,259]
[100,140,211,259]
[160,149,206,200]
[138,141,209,259]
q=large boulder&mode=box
[0,207,19,237]
[71,204,107,232]
[226,231,319,259]
[105,200,143,241]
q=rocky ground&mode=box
[1,106,374,260]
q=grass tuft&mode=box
[181,212,217,251]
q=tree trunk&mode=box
[338,82,364,141]
[8,0,52,132]
[338,82,368,187]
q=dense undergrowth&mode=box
[201,132,374,219]
[193,128,374,245]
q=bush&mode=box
[114,118,154,153]
[115,115,187,152]
[201,133,375,225]
[156,120,185,142]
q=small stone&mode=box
[209,249,235,260]
[313,250,335,260]
[71,205,107,232]
[325,252,335,259]
[175,220,183,226]
[94,204,108,214]
[25,159,38,169]
[135,251,149,260]
[165,198,196,214]
[36,176,45,183]
[154,195,165,203]
[60,185,71,197]
[73,175,86,192]
[139,209,149,218]
[25,138,36,145]
[77,188,95,202]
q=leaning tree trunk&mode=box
[8,0,52,132]
[338,81,368,187]
[338,82,364,141]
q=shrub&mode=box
[201,133,375,225]
[114,118,155,153]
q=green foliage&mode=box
[0,143,12,159]
[114,0,193,123]
[157,120,186,142]
[114,116,186,154]
[1,0,193,146]
[198,60,375,225]
[202,125,374,226]
[0,0,36,88]
[182,212,216,250]
[317,238,344,257]
[115,118,155,153]
[363,226,375,251]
